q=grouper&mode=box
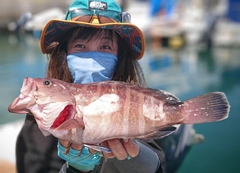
[8,78,230,150]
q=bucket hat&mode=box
[40,0,145,59]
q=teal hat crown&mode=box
[68,0,122,13]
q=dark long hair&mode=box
[45,27,146,87]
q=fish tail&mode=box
[182,92,230,124]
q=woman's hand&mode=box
[60,139,83,152]
[59,138,140,160]
[101,139,140,160]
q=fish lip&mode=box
[20,78,35,95]
[8,78,36,113]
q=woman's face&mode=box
[67,32,118,56]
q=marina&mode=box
[0,0,240,172]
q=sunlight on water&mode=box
[0,32,47,124]
[139,45,240,173]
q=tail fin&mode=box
[182,92,230,124]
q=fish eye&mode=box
[44,80,51,86]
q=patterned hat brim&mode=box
[40,19,145,60]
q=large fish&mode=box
[8,78,230,147]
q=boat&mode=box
[8,8,64,38]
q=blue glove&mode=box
[58,141,102,171]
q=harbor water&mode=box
[0,31,240,173]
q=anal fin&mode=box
[84,144,112,153]
[136,126,177,141]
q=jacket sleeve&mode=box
[16,118,65,173]
[100,141,161,173]
[59,163,93,173]
[59,163,67,173]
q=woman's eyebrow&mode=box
[99,36,114,43]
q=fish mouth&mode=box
[8,78,36,113]
[20,77,35,95]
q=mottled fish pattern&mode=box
[8,78,230,145]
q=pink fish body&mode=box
[8,78,230,145]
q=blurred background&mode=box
[0,0,240,172]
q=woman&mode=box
[17,0,165,173]
[50,26,161,173]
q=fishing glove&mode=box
[58,141,102,171]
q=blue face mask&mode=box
[66,52,118,84]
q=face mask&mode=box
[66,52,118,84]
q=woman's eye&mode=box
[74,44,85,48]
[101,45,112,50]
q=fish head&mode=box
[9,78,75,112]
[30,78,75,104]
[8,78,82,136]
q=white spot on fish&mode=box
[98,94,119,103]
[143,102,165,120]
[80,94,120,116]
[80,94,120,140]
